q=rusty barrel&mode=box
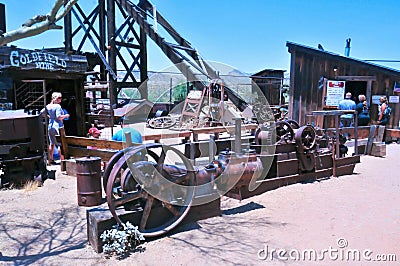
[76,156,102,207]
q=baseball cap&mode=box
[88,127,101,135]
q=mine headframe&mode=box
[65,0,248,124]
[64,0,148,106]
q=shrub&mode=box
[100,221,145,257]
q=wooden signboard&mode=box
[0,46,87,73]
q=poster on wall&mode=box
[389,96,399,103]
[325,80,346,107]
[372,95,385,104]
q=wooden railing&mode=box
[58,128,191,162]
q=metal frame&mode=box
[311,110,358,158]
[64,0,249,112]
[64,0,148,106]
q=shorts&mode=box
[48,128,60,146]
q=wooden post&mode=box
[59,127,69,159]
[334,114,340,159]
[366,125,376,155]
[353,112,358,155]
[332,138,336,177]
[375,126,385,142]
[124,131,133,146]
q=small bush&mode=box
[100,221,145,258]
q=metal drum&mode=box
[76,156,102,207]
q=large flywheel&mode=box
[294,125,316,151]
[275,120,295,143]
[103,143,195,237]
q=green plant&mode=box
[100,221,145,257]
[173,82,188,102]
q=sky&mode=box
[2,0,400,75]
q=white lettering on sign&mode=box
[10,51,67,69]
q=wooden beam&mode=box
[336,76,376,81]
[67,147,117,161]
[58,130,193,162]
[62,136,124,150]
[191,124,258,141]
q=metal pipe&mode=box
[209,134,215,162]
[345,38,351,57]
[234,117,242,154]
[189,141,195,165]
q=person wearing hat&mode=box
[338,92,356,127]
[87,127,101,150]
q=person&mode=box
[41,92,70,165]
[338,92,356,127]
[87,127,101,150]
[355,94,370,126]
[377,96,390,143]
[377,96,389,126]
[112,120,143,144]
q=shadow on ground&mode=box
[0,206,87,266]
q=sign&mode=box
[325,80,345,107]
[0,46,88,73]
[372,95,384,104]
[389,95,399,103]
[10,50,67,70]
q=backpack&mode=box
[385,105,392,117]
[362,104,369,115]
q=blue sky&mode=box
[2,0,400,74]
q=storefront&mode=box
[0,46,88,135]
[287,41,400,128]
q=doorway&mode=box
[346,81,367,104]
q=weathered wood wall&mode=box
[251,69,285,106]
[0,46,88,135]
[287,42,400,128]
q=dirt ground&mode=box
[1,144,400,266]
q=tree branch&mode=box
[49,0,65,22]
[56,0,79,21]
[22,15,48,27]
[0,0,79,46]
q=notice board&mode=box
[325,80,346,107]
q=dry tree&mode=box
[0,0,78,46]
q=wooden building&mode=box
[0,46,88,135]
[286,41,400,128]
[251,69,286,106]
